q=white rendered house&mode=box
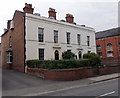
[2,3,96,72]
[25,7,96,60]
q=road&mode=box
[2,69,120,97]
[39,78,119,97]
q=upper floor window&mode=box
[66,32,70,44]
[54,30,58,43]
[77,34,81,45]
[38,28,44,42]
[9,36,12,48]
[107,43,112,48]
[87,36,90,46]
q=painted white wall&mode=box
[25,13,96,60]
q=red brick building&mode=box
[96,27,120,66]
[1,7,26,72]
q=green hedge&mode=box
[27,59,91,70]
[83,53,101,67]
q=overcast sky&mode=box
[0,0,118,39]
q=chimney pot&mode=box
[7,20,11,30]
[66,14,74,23]
[48,8,56,20]
[23,3,34,14]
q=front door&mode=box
[55,50,59,60]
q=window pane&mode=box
[77,34,81,45]
[38,28,44,42]
[7,52,12,63]
[39,49,44,60]
[54,30,58,43]
[67,32,70,44]
[87,36,90,46]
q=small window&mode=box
[9,36,12,48]
[77,34,81,45]
[39,49,44,60]
[96,45,102,57]
[38,28,44,42]
[107,43,112,47]
[88,51,91,53]
[7,51,12,64]
[54,30,58,43]
[67,50,71,52]
[66,32,70,44]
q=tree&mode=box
[62,51,75,60]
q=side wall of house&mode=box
[1,11,25,72]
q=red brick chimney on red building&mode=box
[48,8,56,20]
[23,3,34,14]
[66,14,74,23]
[7,20,11,30]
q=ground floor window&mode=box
[55,50,59,60]
[7,51,12,63]
[97,51,102,57]
[39,49,44,60]
[107,51,113,57]
[88,51,91,53]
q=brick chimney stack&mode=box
[23,3,34,14]
[7,20,11,30]
[66,14,74,23]
[48,8,56,20]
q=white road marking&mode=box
[95,91,115,98]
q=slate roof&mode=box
[95,27,120,39]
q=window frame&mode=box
[38,28,44,42]
[7,51,12,64]
[87,36,90,46]
[39,48,44,60]
[66,32,70,44]
[54,30,58,43]
[77,34,81,45]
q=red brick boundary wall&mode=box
[101,57,120,66]
[27,65,120,81]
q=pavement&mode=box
[1,68,120,96]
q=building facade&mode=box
[96,27,120,66]
[1,3,96,72]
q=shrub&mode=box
[83,53,101,67]
[27,59,91,70]
[62,51,76,59]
